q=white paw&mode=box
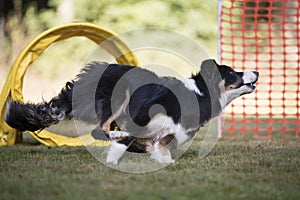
[159,156,175,164]
[105,141,127,164]
[109,131,129,139]
[106,155,119,164]
[150,152,175,164]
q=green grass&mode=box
[1,138,300,200]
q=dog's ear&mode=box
[200,59,221,83]
[200,59,223,115]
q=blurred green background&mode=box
[0,0,219,101]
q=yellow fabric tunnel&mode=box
[0,22,139,146]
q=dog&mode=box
[5,59,259,164]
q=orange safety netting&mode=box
[219,0,300,138]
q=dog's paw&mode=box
[159,156,175,164]
[105,141,127,164]
[150,152,175,164]
[106,156,119,164]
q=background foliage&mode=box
[0,0,218,81]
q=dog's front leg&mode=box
[106,140,128,164]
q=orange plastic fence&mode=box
[219,0,299,138]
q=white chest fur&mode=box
[181,78,203,96]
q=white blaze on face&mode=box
[242,71,258,84]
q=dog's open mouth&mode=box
[244,79,258,89]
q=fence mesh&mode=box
[219,0,300,138]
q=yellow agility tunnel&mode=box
[0,22,139,146]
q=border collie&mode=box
[5,59,258,164]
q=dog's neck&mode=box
[190,74,223,126]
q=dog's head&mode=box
[200,59,259,109]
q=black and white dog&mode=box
[5,59,258,164]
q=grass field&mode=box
[1,137,300,200]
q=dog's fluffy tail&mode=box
[5,82,73,132]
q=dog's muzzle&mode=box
[242,71,259,90]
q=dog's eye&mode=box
[229,71,237,76]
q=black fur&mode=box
[5,101,53,132]
[5,82,73,132]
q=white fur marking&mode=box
[220,85,255,109]
[109,131,129,139]
[182,78,203,96]
[243,71,257,84]
[174,131,190,146]
[106,141,127,164]
[149,142,175,164]
[147,115,184,139]
[147,114,196,147]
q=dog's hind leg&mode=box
[106,136,148,164]
[147,134,177,164]
[118,136,147,153]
